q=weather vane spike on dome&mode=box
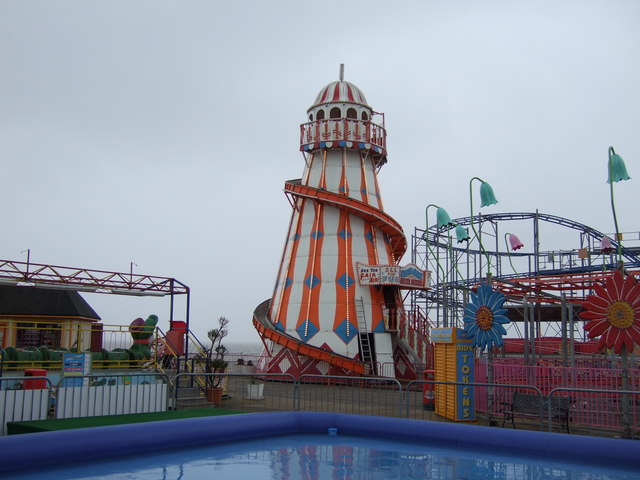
[339,64,344,81]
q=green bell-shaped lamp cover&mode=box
[455,225,470,243]
[608,148,631,183]
[480,181,498,207]
[436,207,455,228]
[606,146,631,265]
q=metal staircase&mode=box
[355,297,375,375]
[152,329,216,408]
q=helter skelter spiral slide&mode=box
[253,67,430,379]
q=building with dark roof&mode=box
[0,285,101,350]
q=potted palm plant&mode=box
[204,316,229,406]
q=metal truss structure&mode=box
[409,211,640,344]
[0,259,190,330]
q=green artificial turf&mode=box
[7,408,246,435]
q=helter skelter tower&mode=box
[253,67,430,378]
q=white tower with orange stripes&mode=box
[253,67,429,378]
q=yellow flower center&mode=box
[606,301,635,329]
[476,305,494,330]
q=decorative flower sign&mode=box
[580,270,640,354]
[462,281,510,351]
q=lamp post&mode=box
[425,204,456,327]
[504,233,524,275]
[446,223,472,279]
[425,204,456,267]
[606,146,632,436]
[468,177,499,415]
[607,146,631,266]
[469,177,498,276]
[425,205,455,241]
[425,205,472,328]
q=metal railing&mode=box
[0,376,53,435]
[2,372,638,438]
[297,375,403,417]
[1,323,170,371]
[406,380,545,426]
[549,386,640,435]
[299,119,386,152]
[55,373,171,419]
[173,373,297,413]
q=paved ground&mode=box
[189,377,495,426]
[179,377,633,438]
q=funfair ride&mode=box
[412,212,640,360]
[253,68,430,379]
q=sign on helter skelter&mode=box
[356,262,430,289]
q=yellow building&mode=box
[432,327,476,422]
[0,285,101,352]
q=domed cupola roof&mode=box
[308,80,370,111]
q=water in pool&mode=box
[6,433,637,480]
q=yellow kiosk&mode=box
[432,327,475,421]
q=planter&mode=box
[246,383,264,400]
[206,387,223,406]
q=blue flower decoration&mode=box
[463,281,510,351]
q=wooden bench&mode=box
[502,392,571,433]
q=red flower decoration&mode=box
[580,270,640,354]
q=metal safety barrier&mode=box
[2,371,638,439]
[0,376,53,435]
[550,386,640,438]
[173,372,297,413]
[298,375,403,417]
[407,379,545,426]
[55,373,171,419]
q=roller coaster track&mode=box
[491,267,640,304]
[418,211,640,304]
[424,211,639,264]
[252,299,366,375]
[284,179,407,260]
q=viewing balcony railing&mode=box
[300,119,386,154]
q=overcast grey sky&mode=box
[2,1,639,347]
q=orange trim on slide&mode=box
[284,181,406,260]
[253,302,365,375]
